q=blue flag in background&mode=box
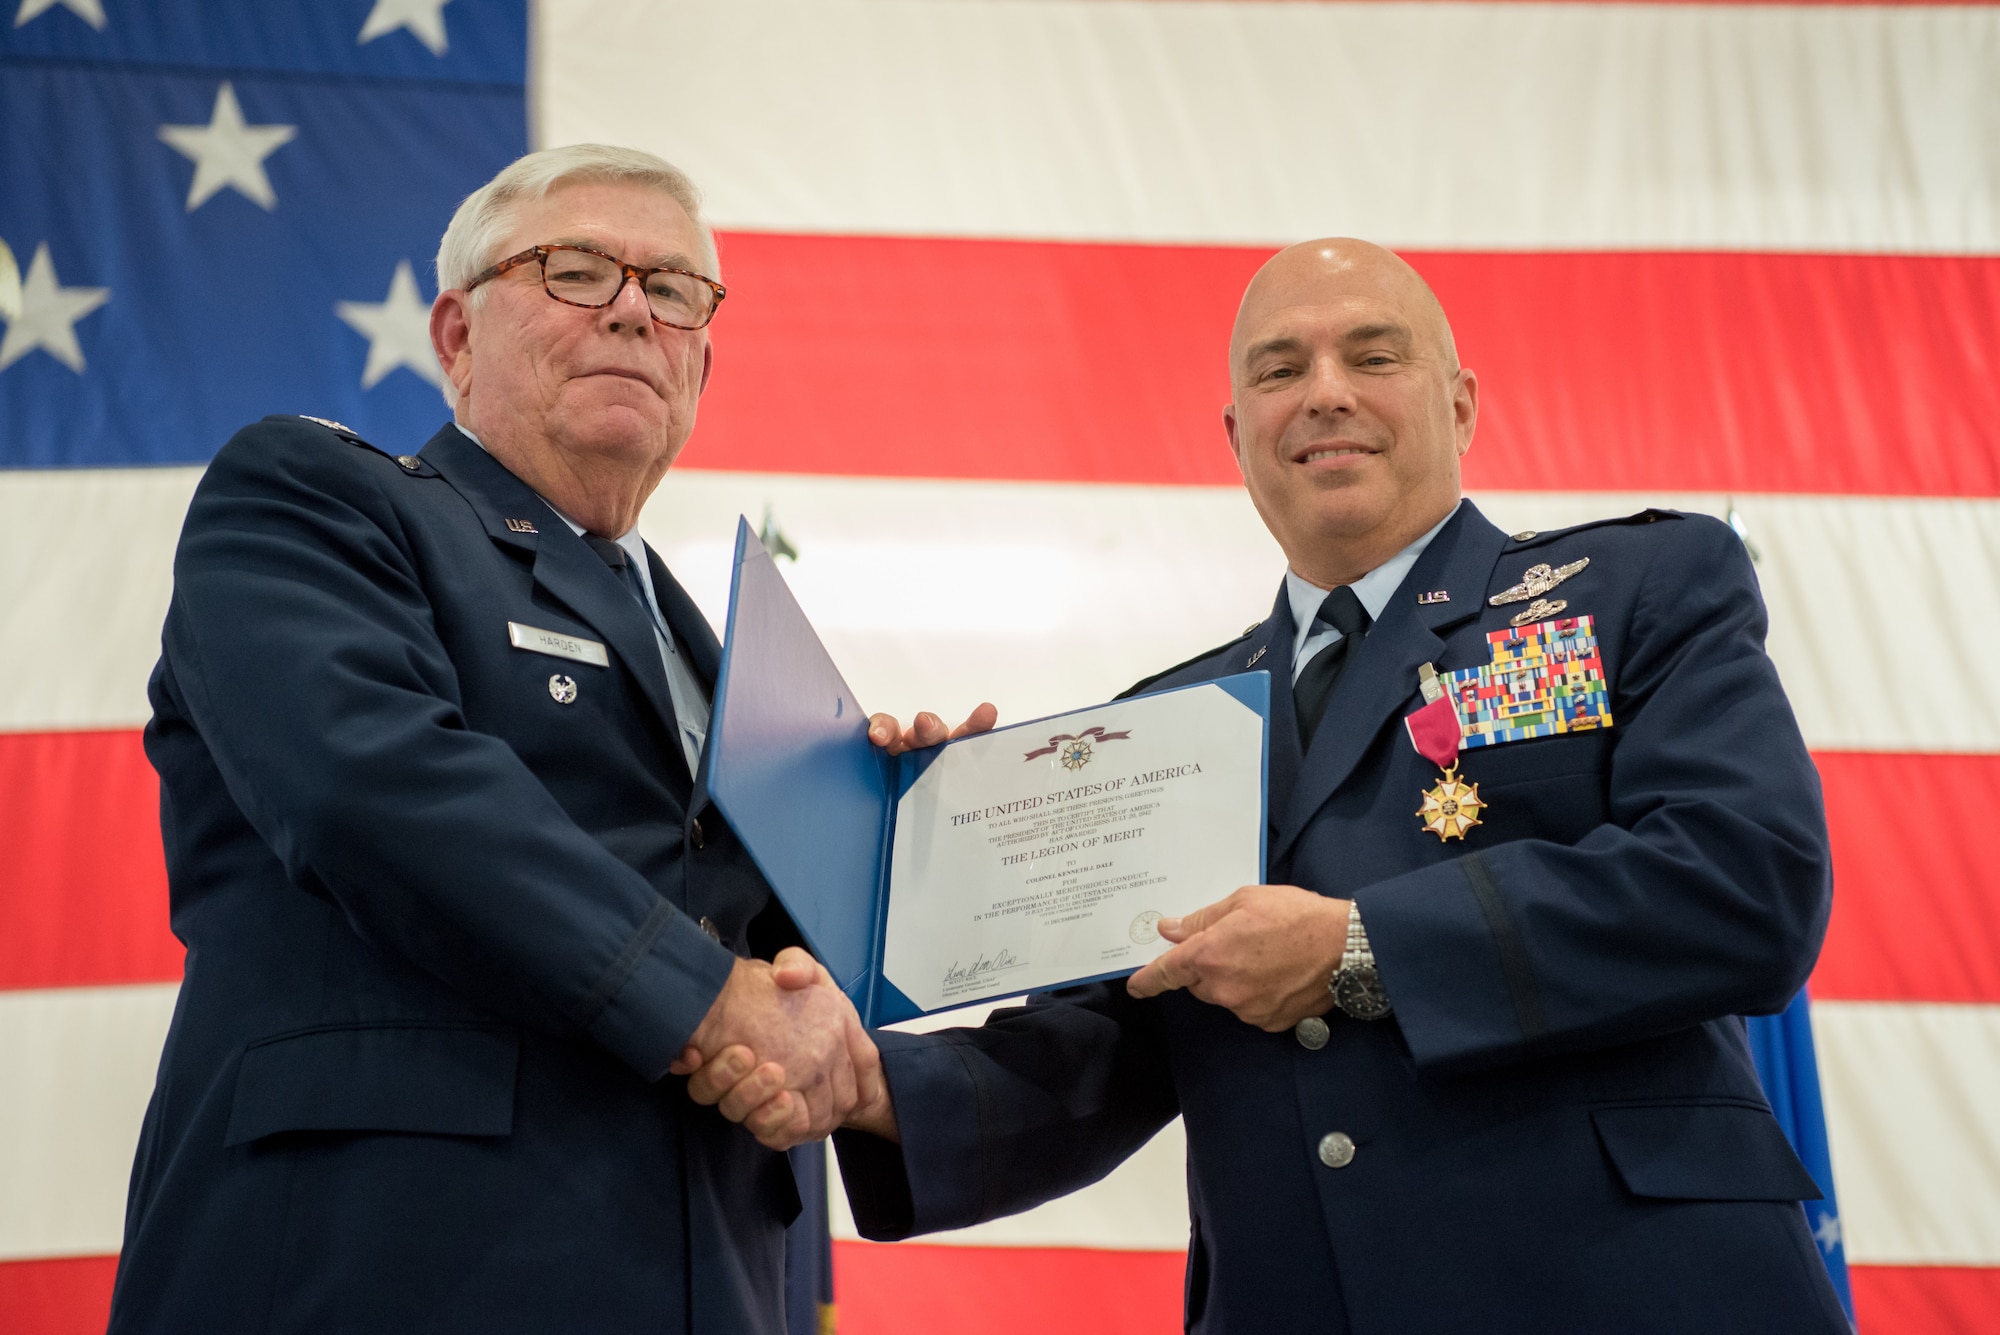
[2,0,527,465]
[1748,988,1854,1326]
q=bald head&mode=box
[1231,239,1459,382]
[1221,237,1477,588]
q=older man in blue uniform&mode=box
[700,238,1851,1332]
[111,145,883,1333]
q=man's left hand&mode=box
[868,703,999,756]
[1125,885,1349,1031]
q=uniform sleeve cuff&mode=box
[584,900,739,1081]
[833,1030,987,1238]
[1356,853,1531,1073]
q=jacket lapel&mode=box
[1242,586,1303,817]
[1271,501,1506,865]
[420,426,685,747]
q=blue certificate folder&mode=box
[705,518,1271,1027]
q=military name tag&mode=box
[507,622,609,668]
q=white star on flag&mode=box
[0,241,111,374]
[337,260,444,389]
[0,236,20,321]
[157,81,298,212]
[358,0,451,57]
[13,0,106,30]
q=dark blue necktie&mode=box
[1293,584,1371,745]
[584,534,656,627]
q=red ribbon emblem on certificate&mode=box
[1405,684,1486,841]
[1022,725,1132,768]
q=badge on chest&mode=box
[1448,616,1613,749]
[1403,616,1616,841]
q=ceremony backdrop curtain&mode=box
[3,1,1997,1332]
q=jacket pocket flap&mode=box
[1592,1102,1821,1202]
[225,1023,518,1148]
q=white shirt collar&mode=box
[1285,501,1461,673]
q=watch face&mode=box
[1335,966,1393,1021]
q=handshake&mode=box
[667,705,997,1151]
[670,946,896,1151]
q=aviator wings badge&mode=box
[1489,558,1589,607]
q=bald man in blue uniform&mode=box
[702,238,1850,1333]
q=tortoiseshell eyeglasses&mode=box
[465,243,725,330]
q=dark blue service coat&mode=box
[113,418,800,1334]
[837,501,1850,1334]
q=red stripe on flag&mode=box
[0,1256,118,1335]
[8,729,1995,1006]
[1809,751,2000,1005]
[15,1251,1980,1335]
[0,730,179,992]
[832,1241,1184,1335]
[689,234,2000,498]
[1851,1264,2000,1335]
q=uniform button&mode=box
[1294,1016,1329,1050]
[1510,529,1538,542]
[689,818,704,850]
[396,454,422,472]
[698,915,721,943]
[1317,1131,1356,1169]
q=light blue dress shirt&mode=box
[1285,501,1461,683]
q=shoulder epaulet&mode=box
[1115,624,1261,700]
[273,414,438,477]
[1501,508,1681,551]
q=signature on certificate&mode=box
[942,949,1021,992]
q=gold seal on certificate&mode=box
[882,681,1267,1012]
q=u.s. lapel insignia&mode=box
[1510,596,1567,627]
[1246,645,1267,669]
[1417,590,1450,605]
[504,517,539,534]
[1490,558,1589,607]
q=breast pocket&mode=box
[1459,729,1611,791]
[223,1022,519,1147]
[1452,731,1613,845]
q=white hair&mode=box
[432,144,719,407]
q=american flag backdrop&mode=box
[3,2,1997,1333]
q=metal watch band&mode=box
[1330,899,1393,1020]
[1345,899,1374,971]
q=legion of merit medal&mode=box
[1406,663,1486,841]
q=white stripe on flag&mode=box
[8,465,1999,754]
[1814,999,2000,1266]
[539,0,2000,252]
[0,466,198,734]
[5,955,1998,1265]
[0,983,176,1262]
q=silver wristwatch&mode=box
[1330,899,1392,1020]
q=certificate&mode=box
[882,684,1265,1011]
[705,518,1269,1025]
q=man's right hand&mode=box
[677,949,900,1148]
[676,951,863,1147]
